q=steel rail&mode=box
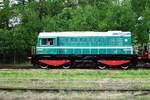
[0,87,150,93]
[0,64,149,69]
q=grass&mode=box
[0,69,150,100]
[0,91,149,100]
[0,69,149,80]
[0,69,149,89]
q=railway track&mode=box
[0,64,38,69]
[0,87,150,96]
[0,64,149,69]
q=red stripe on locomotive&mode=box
[39,60,70,66]
[98,60,130,66]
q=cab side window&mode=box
[47,38,53,45]
[41,39,47,45]
[41,38,54,46]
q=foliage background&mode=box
[0,0,150,63]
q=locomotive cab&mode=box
[36,36,58,54]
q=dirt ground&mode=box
[0,90,149,100]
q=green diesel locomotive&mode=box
[31,31,137,69]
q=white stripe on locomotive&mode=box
[37,46,132,49]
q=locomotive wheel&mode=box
[62,64,71,69]
[62,63,71,69]
[121,66,129,70]
[97,65,106,70]
[40,65,48,69]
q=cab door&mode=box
[47,37,58,54]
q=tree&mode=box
[97,1,136,32]
[68,6,99,31]
[131,0,150,44]
[0,0,10,29]
[131,0,150,16]
[0,0,149,63]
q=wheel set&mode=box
[38,63,72,69]
[120,65,129,70]
[40,65,48,69]
[97,65,106,70]
[38,64,130,70]
[62,64,71,69]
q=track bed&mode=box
[0,69,150,99]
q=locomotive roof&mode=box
[38,31,131,37]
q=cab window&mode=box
[41,38,53,46]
